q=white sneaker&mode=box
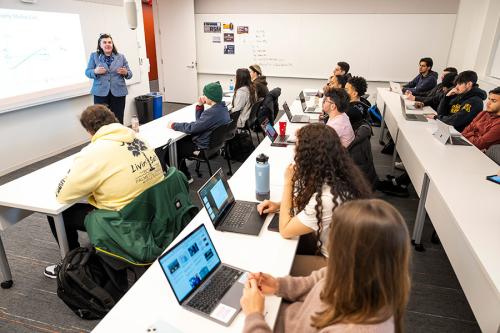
[395,162,406,171]
[44,264,58,279]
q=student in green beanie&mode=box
[168,81,230,180]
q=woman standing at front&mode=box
[85,33,132,124]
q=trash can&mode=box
[149,92,163,119]
[134,95,153,124]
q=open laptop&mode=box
[283,101,314,123]
[389,81,403,95]
[400,96,427,122]
[159,224,247,326]
[433,120,472,146]
[299,91,322,114]
[261,120,295,147]
[197,168,265,235]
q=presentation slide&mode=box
[0,8,89,111]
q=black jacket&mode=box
[253,76,269,100]
[257,87,281,126]
[347,100,370,131]
[437,86,487,132]
[416,83,445,110]
[348,121,378,188]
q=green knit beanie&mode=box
[203,81,223,103]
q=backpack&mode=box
[56,247,128,319]
[367,105,382,127]
[227,131,255,162]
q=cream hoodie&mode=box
[56,123,164,210]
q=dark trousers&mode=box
[94,93,126,124]
[47,203,95,251]
[162,135,197,178]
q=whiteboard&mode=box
[0,1,141,113]
[195,14,456,81]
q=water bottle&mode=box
[255,153,270,201]
[131,115,140,133]
[229,79,234,92]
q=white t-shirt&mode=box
[296,184,340,257]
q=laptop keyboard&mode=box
[223,202,254,229]
[186,266,243,314]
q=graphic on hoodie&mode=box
[125,138,157,172]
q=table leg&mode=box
[0,234,13,288]
[378,103,387,145]
[412,173,430,252]
[51,214,70,258]
[390,129,399,176]
[169,141,178,168]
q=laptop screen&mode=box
[283,102,293,121]
[261,121,278,142]
[299,91,307,111]
[197,168,235,224]
[159,224,221,304]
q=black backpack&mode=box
[56,247,128,319]
[227,131,255,162]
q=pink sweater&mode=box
[243,268,394,333]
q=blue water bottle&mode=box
[255,153,270,201]
[229,79,234,92]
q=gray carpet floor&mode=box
[0,103,481,332]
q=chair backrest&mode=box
[206,122,232,155]
[246,98,264,129]
[226,111,240,141]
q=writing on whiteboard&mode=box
[252,29,292,68]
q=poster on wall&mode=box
[224,45,235,55]
[212,36,221,43]
[237,26,249,34]
[223,33,234,42]
[222,23,234,31]
[204,22,221,33]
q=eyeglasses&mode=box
[323,98,334,105]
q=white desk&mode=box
[376,88,500,333]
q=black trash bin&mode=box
[134,95,154,124]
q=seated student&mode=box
[462,87,500,150]
[232,68,257,128]
[431,70,487,132]
[241,199,411,333]
[345,76,370,130]
[168,81,230,180]
[411,72,457,111]
[333,61,351,79]
[323,88,355,147]
[249,64,269,99]
[44,105,164,278]
[406,67,458,99]
[257,123,371,259]
[323,74,348,93]
[402,57,438,95]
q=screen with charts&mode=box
[0,8,89,112]
[159,226,221,303]
[198,170,233,222]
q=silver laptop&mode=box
[433,120,472,146]
[389,81,403,95]
[283,101,313,123]
[400,96,427,122]
[299,91,321,113]
[159,224,246,326]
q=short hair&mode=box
[443,67,458,74]
[455,70,478,85]
[347,76,368,97]
[490,87,500,95]
[420,57,433,69]
[337,61,350,74]
[441,72,457,88]
[80,104,118,134]
[96,33,118,55]
[324,88,350,113]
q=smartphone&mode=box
[267,213,279,232]
[486,175,500,185]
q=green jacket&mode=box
[85,167,198,265]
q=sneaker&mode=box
[395,162,406,171]
[376,180,409,197]
[44,264,58,279]
[187,177,194,184]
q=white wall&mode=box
[0,0,150,176]
[448,0,500,92]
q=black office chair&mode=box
[243,98,264,145]
[223,111,240,176]
[186,122,232,178]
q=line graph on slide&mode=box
[0,9,88,100]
